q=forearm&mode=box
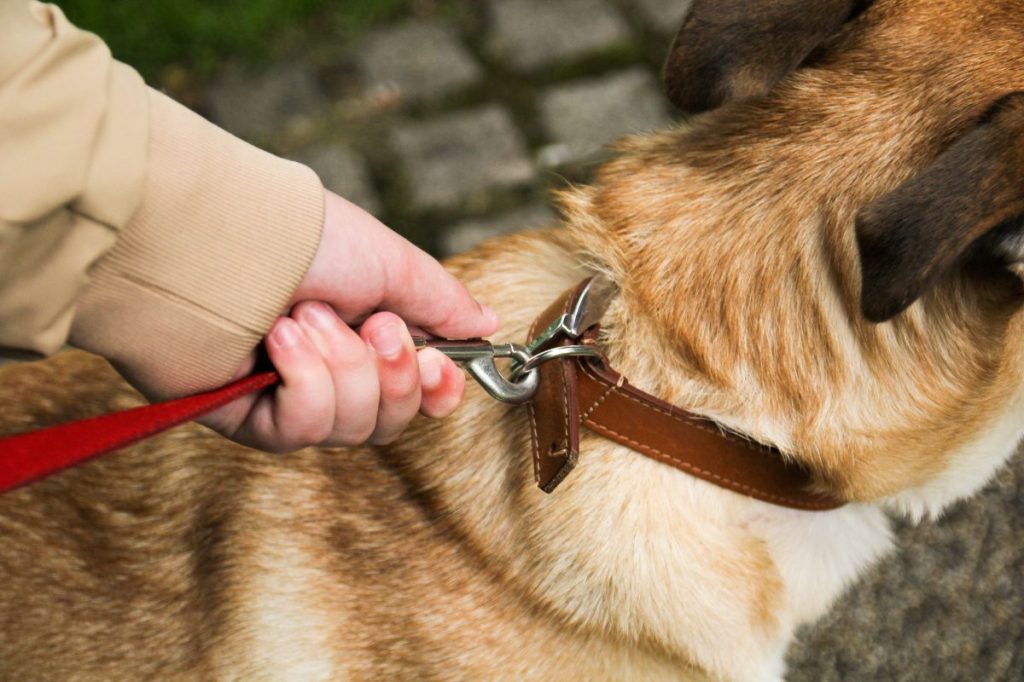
[0,1,324,398]
[70,90,324,399]
[0,0,146,356]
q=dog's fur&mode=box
[3,1,1024,679]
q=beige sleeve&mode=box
[0,1,324,398]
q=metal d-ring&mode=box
[509,344,603,381]
[510,275,615,376]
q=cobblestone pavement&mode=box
[198,1,1023,679]
[203,0,687,253]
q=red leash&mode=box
[0,371,279,494]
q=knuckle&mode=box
[281,398,336,447]
[355,419,378,443]
[321,325,360,359]
[284,422,331,450]
[309,420,336,445]
[331,404,378,447]
[380,364,419,400]
[421,402,449,420]
[353,430,377,447]
[323,335,371,373]
[336,423,376,448]
[423,385,463,419]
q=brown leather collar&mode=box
[527,279,845,512]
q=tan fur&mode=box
[3,1,1024,679]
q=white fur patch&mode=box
[744,503,893,625]
[883,391,1024,521]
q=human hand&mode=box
[200,191,499,452]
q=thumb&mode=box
[299,192,500,340]
[381,241,500,339]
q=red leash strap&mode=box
[0,371,280,494]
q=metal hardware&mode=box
[508,275,615,377]
[413,277,614,404]
[414,338,538,404]
[525,276,615,356]
[511,344,602,379]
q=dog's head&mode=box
[567,0,1024,513]
[665,0,1024,324]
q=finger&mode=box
[293,301,380,447]
[332,194,500,339]
[237,317,335,452]
[196,349,261,436]
[417,347,466,419]
[384,242,500,339]
[360,312,421,445]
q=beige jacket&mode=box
[0,1,324,398]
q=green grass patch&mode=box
[58,0,410,81]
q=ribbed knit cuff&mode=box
[70,88,324,399]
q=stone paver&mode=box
[391,105,534,211]
[633,0,693,34]
[207,62,325,140]
[485,0,631,72]
[538,68,673,165]
[788,451,1024,680]
[439,204,557,256]
[292,144,380,214]
[355,21,482,106]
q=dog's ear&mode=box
[663,0,866,113]
[856,93,1024,322]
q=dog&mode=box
[2,0,1024,679]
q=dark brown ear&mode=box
[856,93,1024,322]
[663,0,865,112]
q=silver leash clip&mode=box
[413,276,615,405]
[413,338,539,404]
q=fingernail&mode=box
[273,319,299,348]
[306,302,335,330]
[420,353,443,390]
[480,304,499,327]
[369,322,404,360]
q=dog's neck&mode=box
[562,104,1024,505]
[380,83,1024,678]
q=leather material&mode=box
[526,283,585,492]
[528,279,845,511]
[1,276,845,511]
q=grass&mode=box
[58,0,411,81]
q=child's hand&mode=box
[200,191,499,452]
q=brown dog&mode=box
[3,0,1024,679]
